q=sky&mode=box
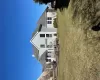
[0,0,46,80]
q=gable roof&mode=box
[37,7,48,27]
[37,6,55,28]
[32,24,42,38]
[41,27,57,32]
[31,25,42,60]
[32,45,39,60]
[39,50,47,64]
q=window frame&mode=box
[40,44,45,48]
[46,59,51,62]
[46,34,52,37]
[40,34,45,37]
[47,17,52,20]
[47,45,52,48]
[54,33,57,36]
[47,21,52,24]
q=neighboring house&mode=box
[30,24,57,68]
[37,69,53,80]
[37,6,56,28]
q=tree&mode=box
[34,0,55,4]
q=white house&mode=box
[30,24,57,68]
[30,6,57,80]
[30,6,57,66]
[37,6,56,28]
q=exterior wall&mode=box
[31,31,56,50]
[41,27,57,32]
[31,31,57,66]
[38,31,57,66]
[38,31,57,56]
[37,7,56,28]
[31,32,45,50]
[47,12,57,28]
[47,49,56,61]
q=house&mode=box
[37,68,53,80]
[30,6,57,66]
[30,6,57,80]
[30,24,57,68]
[37,6,56,28]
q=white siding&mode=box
[47,12,56,28]
[31,26,57,69]
[31,31,57,60]
[38,32,56,58]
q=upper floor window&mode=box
[46,34,52,37]
[47,17,52,20]
[40,34,45,37]
[40,44,45,48]
[47,21,52,24]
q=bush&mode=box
[53,18,58,28]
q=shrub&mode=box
[53,18,58,28]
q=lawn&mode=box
[56,0,100,80]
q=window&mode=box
[40,44,45,48]
[40,34,45,37]
[46,59,51,62]
[47,17,52,20]
[47,45,52,48]
[46,34,49,37]
[49,34,52,37]
[47,21,52,24]
[48,51,51,53]
[48,59,51,62]
[54,33,57,36]
[46,34,52,37]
